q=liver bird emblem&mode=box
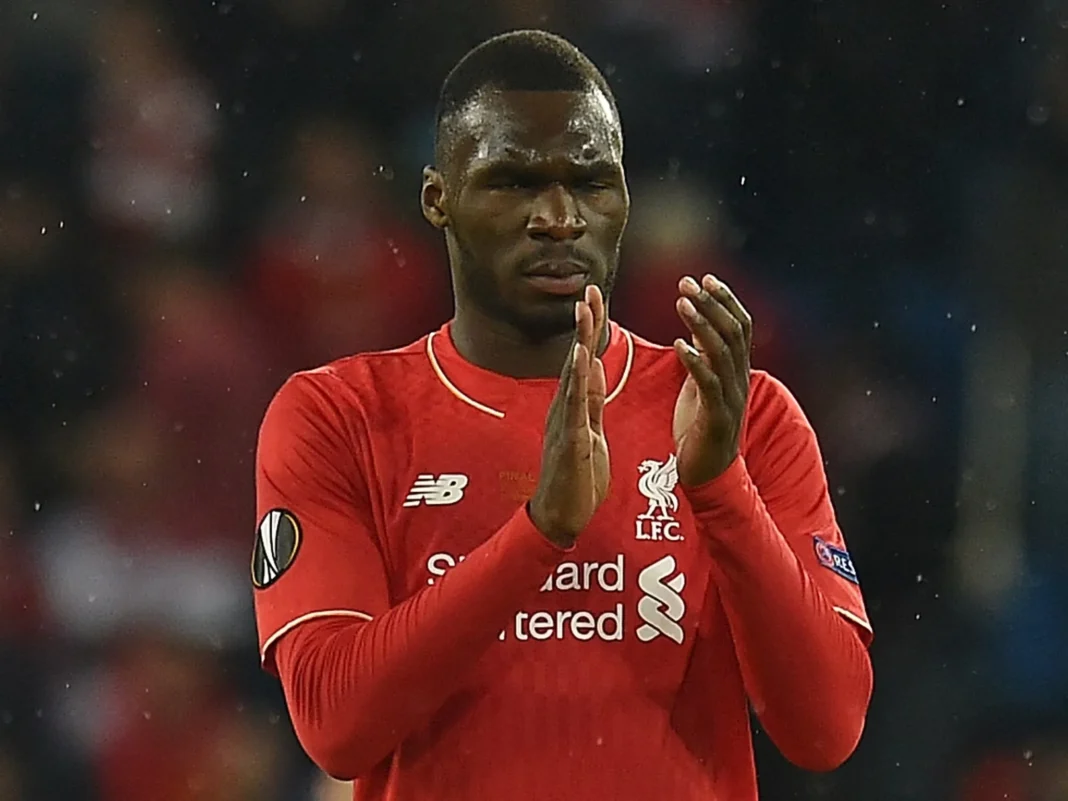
[637,455,680,520]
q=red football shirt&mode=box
[253,321,872,800]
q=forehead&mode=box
[453,87,621,168]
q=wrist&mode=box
[681,454,750,513]
[526,500,578,550]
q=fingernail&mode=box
[682,276,700,292]
[679,297,697,317]
[574,301,581,323]
[703,274,719,290]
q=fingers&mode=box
[586,283,607,355]
[673,338,724,407]
[564,341,591,432]
[702,274,752,348]
[552,289,603,433]
[678,274,751,379]
[677,296,734,379]
[575,296,594,356]
[587,356,607,435]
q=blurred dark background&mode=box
[1,1,1066,799]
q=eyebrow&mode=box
[471,154,620,174]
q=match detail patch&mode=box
[813,536,859,585]
[252,509,302,589]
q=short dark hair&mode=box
[434,30,619,167]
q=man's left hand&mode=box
[672,274,753,487]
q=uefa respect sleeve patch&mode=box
[252,509,302,589]
[813,536,859,585]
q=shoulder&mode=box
[260,334,435,441]
[745,370,809,431]
[741,370,822,468]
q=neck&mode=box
[449,303,610,379]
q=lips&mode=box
[522,260,589,279]
[521,263,589,296]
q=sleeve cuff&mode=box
[503,503,577,564]
[681,454,753,516]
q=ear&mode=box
[421,166,449,230]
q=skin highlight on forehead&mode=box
[445,86,622,177]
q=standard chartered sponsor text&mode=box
[426,552,629,642]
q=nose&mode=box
[527,183,587,241]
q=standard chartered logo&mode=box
[636,555,686,644]
[424,552,686,643]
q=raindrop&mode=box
[32,12,38,20]
[956,97,965,107]
[1027,104,1050,125]
[34,709,43,719]
[215,102,221,111]
[1060,18,1068,29]
[242,170,248,178]
[863,211,876,225]
[835,486,846,497]
[88,595,96,603]
[58,220,64,229]
[945,312,953,320]
[916,574,924,583]
[931,396,938,403]
[872,321,880,329]
[143,711,152,720]
[352,51,362,63]
[375,164,395,181]
[865,389,872,396]
[596,736,604,746]
[1023,749,1033,761]
[970,324,977,332]
[40,226,47,235]
[915,613,921,620]
[300,195,307,202]
[33,502,40,512]
[739,176,746,186]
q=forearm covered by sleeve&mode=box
[687,458,873,772]
[272,505,566,780]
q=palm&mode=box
[672,373,709,483]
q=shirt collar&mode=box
[425,319,634,419]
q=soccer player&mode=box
[252,30,873,801]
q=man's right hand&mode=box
[528,284,611,548]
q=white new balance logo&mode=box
[636,555,686,644]
[403,474,469,507]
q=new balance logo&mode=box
[403,474,469,507]
[636,555,686,644]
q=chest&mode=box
[369,388,721,689]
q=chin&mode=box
[512,301,578,342]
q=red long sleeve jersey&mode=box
[253,321,872,801]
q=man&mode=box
[252,30,873,801]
